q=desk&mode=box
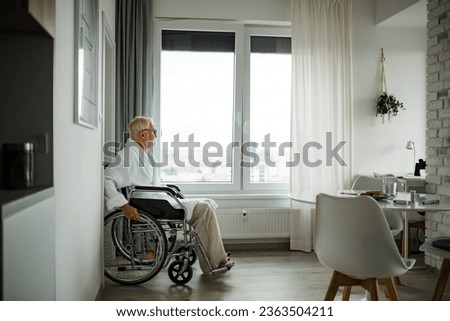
[289,191,450,258]
[398,176,426,193]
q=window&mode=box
[159,30,235,183]
[248,36,291,185]
[153,22,291,193]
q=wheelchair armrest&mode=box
[166,184,181,192]
[166,184,185,198]
[133,185,184,199]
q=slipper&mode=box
[224,260,235,270]
[219,260,235,270]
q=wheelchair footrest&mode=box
[210,267,228,276]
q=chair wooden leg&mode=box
[324,271,341,301]
[342,286,352,300]
[401,229,412,257]
[360,279,379,301]
[324,271,381,301]
[432,258,450,301]
[401,230,406,257]
[379,277,399,301]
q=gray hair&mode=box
[128,116,154,138]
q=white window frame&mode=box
[242,26,292,192]
[152,20,291,194]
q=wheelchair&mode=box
[104,185,229,285]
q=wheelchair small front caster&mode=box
[175,246,197,265]
[168,260,193,284]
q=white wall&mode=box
[375,0,421,24]
[53,0,115,300]
[352,0,426,177]
[153,0,290,23]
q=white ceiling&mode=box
[377,0,426,28]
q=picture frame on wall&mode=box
[74,0,99,129]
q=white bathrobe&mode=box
[104,139,228,272]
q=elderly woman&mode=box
[104,116,234,273]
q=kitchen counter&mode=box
[1,187,54,216]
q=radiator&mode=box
[216,208,290,239]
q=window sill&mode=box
[184,192,290,209]
[185,192,289,200]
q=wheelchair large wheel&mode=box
[161,221,180,255]
[104,210,167,285]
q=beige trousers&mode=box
[187,201,227,273]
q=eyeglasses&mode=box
[140,128,157,135]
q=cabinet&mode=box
[0,0,54,189]
[0,0,56,300]
[1,188,55,300]
[0,0,55,37]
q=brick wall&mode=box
[425,0,450,269]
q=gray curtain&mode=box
[115,0,152,145]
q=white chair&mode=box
[315,193,415,300]
[372,173,426,255]
[351,175,403,236]
[419,237,450,300]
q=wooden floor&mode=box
[99,249,449,301]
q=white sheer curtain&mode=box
[290,0,353,251]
